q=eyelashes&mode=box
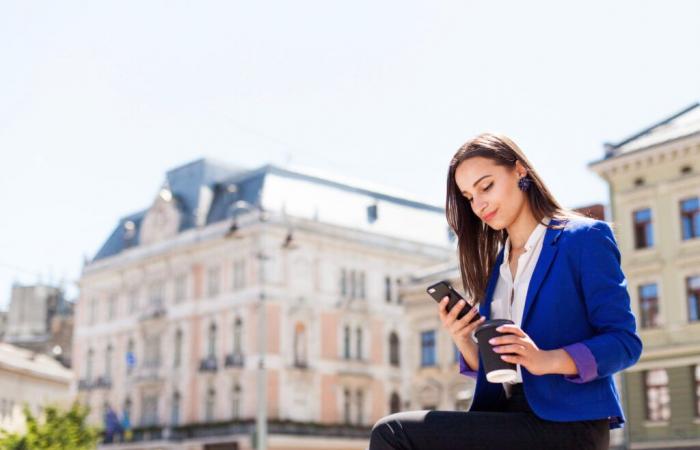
[465,183,493,203]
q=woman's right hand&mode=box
[438,296,485,349]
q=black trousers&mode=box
[368,384,609,450]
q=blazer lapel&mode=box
[479,247,505,320]
[520,219,566,327]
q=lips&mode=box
[483,209,498,222]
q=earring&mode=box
[518,175,531,192]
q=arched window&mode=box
[205,386,216,422]
[174,329,183,367]
[208,322,217,358]
[86,348,94,381]
[389,332,400,367]
[343,389,351,424]
[233,317,243,354]
[343,326,351,359]
[232,382,242,419]
[171,391,181,425]
[293,322,307,367]
[105,344,113,379]
[356,390,364,424]
[390,392,401,414]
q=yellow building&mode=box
[589,102,700,449]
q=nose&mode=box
[473,197,488,216]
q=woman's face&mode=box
[454,156,527,231]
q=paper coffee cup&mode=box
[474,319,517,383]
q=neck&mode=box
[506,205,539,251]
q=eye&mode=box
[484,182,493,191]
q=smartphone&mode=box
[426,280,480,323]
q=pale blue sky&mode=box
[1,1,698,307]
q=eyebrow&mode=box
[461,175,492,195]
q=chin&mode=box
[485,220,506,231]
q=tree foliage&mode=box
[0,402,101,450]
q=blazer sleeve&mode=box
[567,221,643,383]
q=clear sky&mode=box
[1,1,698,307]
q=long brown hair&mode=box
[446,133,586,304]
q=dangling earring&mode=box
[518,175,531,192]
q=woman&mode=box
[368,133,642,450]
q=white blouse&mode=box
[491,216,551,396]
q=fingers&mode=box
[493,344,527,355]
[496,324,525,337]
[451,307,481,334]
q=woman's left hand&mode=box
[489,324,555,376]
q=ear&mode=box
[514,160,528,178]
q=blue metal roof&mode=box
[91,159,445,263]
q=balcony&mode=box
[133,364,164,384]
[199,355,218,372]
[139,303,166,322]
[78,378,93,390]
[94,376,112,389]
[224,353,245,368]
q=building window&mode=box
[694,365,700,417]
[367,204,378,223]
[645,369,670,422]
[232,260,246,291]
[149,282,164,308]
[633,208,654,249]
[687,276,700,322]
[232,383,242,419]
[343,326,351,359]
[340,269,347,297]
[294,323,307,367]
[356,390,364,425]
[385,276,392,303]
[389,332,400,367]
[108,295,117,319]
[233,317,243,354]
[174,329,183,368]
[350,270,357,299]
[86,348,94,381]
[141,394,159,426]
[343,389,351,424]
[389,392,401,414]
[89,298,97,323]
[105,344,113,380]
[358,271,366,299]
[205,386,216,422]
[170,391,180,426]
[356,327,363,360]
[174,275,187,303]
[421,330,436,367]
[129,289,138,314]
[207,267,220,298]
[144,335,161,368]
[681,197,700,240]
[208,322,217,358]
[638,283,660,328]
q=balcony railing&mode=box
[139,303,166,322]
[224,353,245,368]
[199,355,218,372]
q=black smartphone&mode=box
[426,280,480,323]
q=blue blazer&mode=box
[467,217,642,429]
